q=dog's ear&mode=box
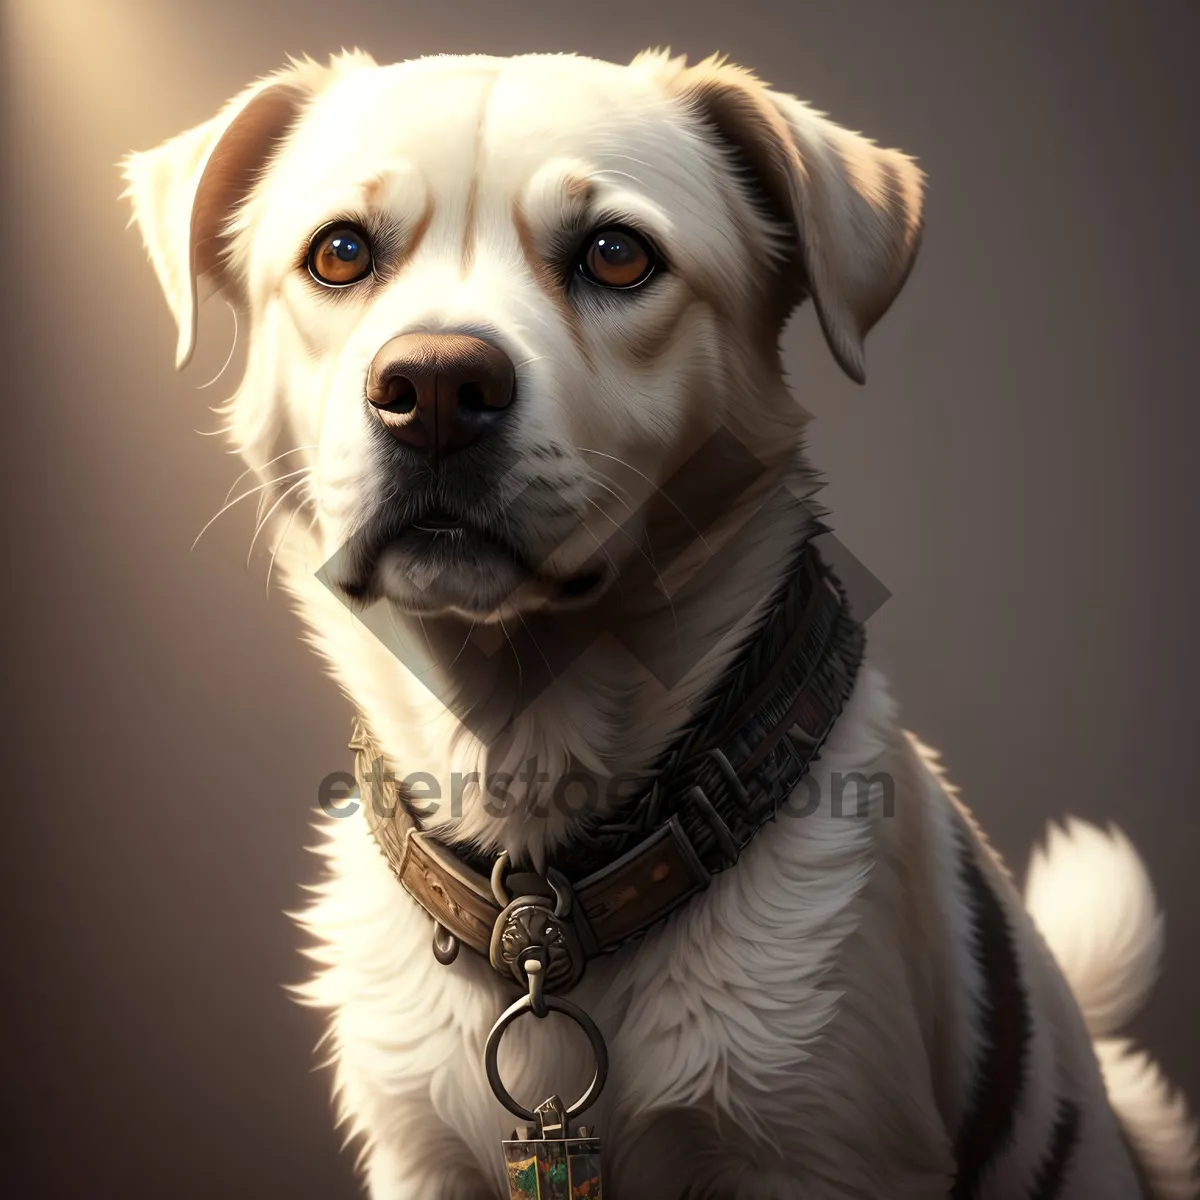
[649,53,925,383]
[121,54,366,370]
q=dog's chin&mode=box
[370,527,529,617]
[349,526,610,620]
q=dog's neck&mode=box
[286,449,820,871]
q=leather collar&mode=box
[352,540,864,986]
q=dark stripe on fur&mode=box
[1027,1099,1080,1199]
[951,828,1034,1198]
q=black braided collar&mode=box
[455,538,866,885]
[357,538,865,965]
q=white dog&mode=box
[124,48,1197,1199]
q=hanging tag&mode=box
[502,1095,603,1199]
[485,994,608,1200]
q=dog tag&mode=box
[485,993,608,1200]
[502,1096,603,1199]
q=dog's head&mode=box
[123,50,923,621]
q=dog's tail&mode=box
[1025,818,1199,1199]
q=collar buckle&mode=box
[488,851,587,993]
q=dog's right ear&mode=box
[120,54,365,370]
[635,50,925,384]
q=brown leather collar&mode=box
[353,542,863,986]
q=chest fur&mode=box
[296,669,961,1196]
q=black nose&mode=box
[365,332,516,460]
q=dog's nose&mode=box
[365,333,516,459]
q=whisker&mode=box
[224,445,318,506]
[384,602,423,675]
[578,447,713,553]
[206,393,240,416]
[575,516,621,582]
[195,302,239,390]
[265,495,315,596]
[584,496,679,644]
[416,614,434,652]
[247,475,312,566]
[446,620,478,671]
[588,475,633,513]
[191,466,310,551]
[385,604,443,682]
[513,608,555,688]
[497,612,523,689]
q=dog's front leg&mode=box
[363,1132,499,1200]
[330,1035,506,1200]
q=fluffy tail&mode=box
[1025,819,1198,1199]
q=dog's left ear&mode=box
[121,52,372,370]
[649,53,926,383]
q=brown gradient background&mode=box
[2,0,1197,1195]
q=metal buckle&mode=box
[488,852,586,994]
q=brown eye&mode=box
[580,227,656,289]
[308,224,373,286]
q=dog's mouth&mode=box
[334,503,607,617]
[403,506,524,555]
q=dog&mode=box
[123,48,1198,1199]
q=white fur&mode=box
[122,48,1197,1198]
[1027,820,1199,1196]
[1025,818,1164,1039]
[1095,1040,1200,1200]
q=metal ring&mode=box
[490,850,512,907]
[483,993,609,1123]
[431,922,460,965]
